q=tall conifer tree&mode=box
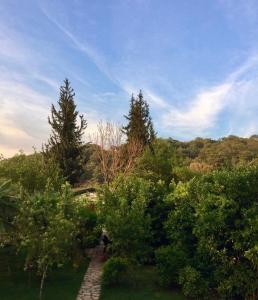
[123,90,156,146]
[44,79,87,183]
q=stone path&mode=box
[77,246,104,300]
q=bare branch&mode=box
[90,121,143,184]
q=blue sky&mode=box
[2,0,258,157]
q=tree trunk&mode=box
[39,265,48,300]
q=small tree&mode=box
[44,79,87,184]
[98,175,151,260]
[16,182,78,299]
[92,122,143,185]
[123,91,156,147]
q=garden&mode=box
[1,80,258,299]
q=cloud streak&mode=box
[0,77,52,157]
[39,5,121,88]
[161,53,258,138]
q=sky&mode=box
[2,0,258,157]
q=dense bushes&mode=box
[3,135,258,299]
[102,257,128,286]
[98,176,152,260]
[179,266,208,298]
[0,180,17,244]
[0,152,63,192]
[16,182,100,293]
[155,245,188,286]
[156,167,258,299]
[0,175,100,298]
[98,165,258,298]
[134,139,177,184]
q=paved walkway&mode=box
[77,246,104,300]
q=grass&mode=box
[100,266,187,300]
[0,247,88,300]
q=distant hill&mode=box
[170,135,258,170]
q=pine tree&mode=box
[44,79,87,184]
[123,90,156,146]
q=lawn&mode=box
[0,247,88,300]
[100,266,187,300]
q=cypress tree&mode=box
[123,90,156,146]
[44,79,87,184]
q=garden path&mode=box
[77,246,104,300]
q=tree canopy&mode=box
[44,79,87,184]
[123,91,156,147]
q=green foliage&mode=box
[145,180,170,249]
[160,167,258,299]
[179,266,208,298]
[15,181,98,298]
[16,182,76,271]
[173,166,199,182]
[135,139,177,184]
[0,152,63,192]
[0,180,17,242]
[123,91,155,146]
[73,197,101,251]
[190,168,258,298]
[165,181,196,255]
[80,144,103,183]
[98,175,152,260]
[102,257,128,287]
[155,245,189,286]
[173,135,258,170]
[44,79,87,184]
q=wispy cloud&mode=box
[162,53,258,138]
[163,83,232,136]
[0,78,51,157]
[39,5,120,88]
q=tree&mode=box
[44,79,87,184]
[98,175,152,261]
[16,181,99,299]
[134,139,177,185]
[92,122,143,185]
[123,91,156,147]
[158,167,258,298]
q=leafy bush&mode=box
[161,167,258,298]
[155,245,188,286]
[98,175,152,261]
[102,257,128,286]
[0,180,17,244]
[179,266,208,298]
[74,200,101,250]
[134,138,177,185]
[0,152,63,192]
[145,180,170,250]
[15,181,99,297]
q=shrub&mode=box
[179,266,208,298]
[102,257,128,286]
[98,175,152,261]
[0,152,63,192]
[74,201,101,250]
[155,245,188,286]
[134,138,177,185]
